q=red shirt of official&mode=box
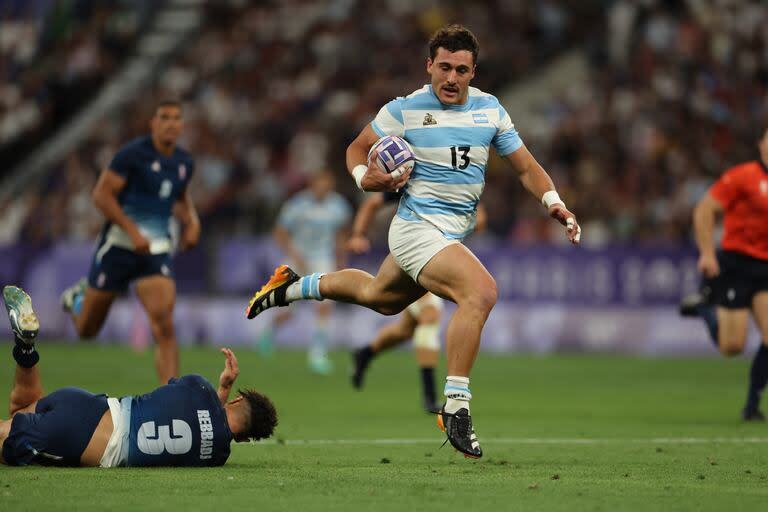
[709,160,768,261]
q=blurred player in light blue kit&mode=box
[259,170,351,374]
[60,101,200,384]
[1,286,277,467]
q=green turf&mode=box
[1,344,768,511]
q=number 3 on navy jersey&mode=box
[137,420,192,455]
[159,179,173,198]
[450,146,471,170]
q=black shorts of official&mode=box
[88,244,174,293]
[706,250,768,309]
[2,388,109,466]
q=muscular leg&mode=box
[744,293,768,417]
[351,310,417,389]
[1,347,45,463]
[417,244,497,377]
[71,287,118,338]
[413,303,440,368]
[413,302,441,412]
[135,276,178,383]
[716,307,749,357]
[372,312,417,353]
[319,255,426,316]
[9,363,44,417]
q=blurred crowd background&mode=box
[1,0,767,248]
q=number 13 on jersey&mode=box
[450,146,471,170]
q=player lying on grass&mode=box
[0,286,277,467]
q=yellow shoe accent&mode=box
[245,265,291,318]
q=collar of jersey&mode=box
[428,85,473,112]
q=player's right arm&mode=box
[92,169,150,254]
[217,348,239,405]
[347,193,385,254]
[346,123,411,192]
[692,192,724,278]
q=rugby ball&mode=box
[367,135,415,179]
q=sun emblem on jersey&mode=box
[423,113,437,126]
[151,161,161,172]
[179,164,187,180]
[761,180,768,196]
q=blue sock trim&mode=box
[301,276,311,299]
[444,385,470,393]
[309,273,322,300]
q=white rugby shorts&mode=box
[388,215,460,282]
[100,397,131,468]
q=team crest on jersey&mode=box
[179,164,187,180]
[151,161,161,172]
[472,113,489,124]
[423,113,437,126]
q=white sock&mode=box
[285,273,325,302]
[444,375,471,414]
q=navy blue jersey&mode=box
[100,135,194,253]
[126,375,231,467]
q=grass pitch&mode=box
[1,344,768,511]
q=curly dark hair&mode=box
[428,24,479,64]
[236,388,278,442]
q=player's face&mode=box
[427,48,475,105]
[311,173,334,198]
[151,106,184,145]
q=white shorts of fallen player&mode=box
[388,215,460,283]
[100,397,131,468]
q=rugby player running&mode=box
[246,25,580,458]
[61,100,200,384]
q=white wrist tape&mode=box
[351,164,367,190]
[541,190,565,209]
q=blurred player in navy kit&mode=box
[1,286,277,467]
[680,127,768,421]
[60,100,200,384]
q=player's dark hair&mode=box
[155,99,182,112]
[237,388,278,442]
[428,24,479,64]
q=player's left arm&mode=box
[173,189,201,250]
[504,146,581,244]
[217,348,239,404]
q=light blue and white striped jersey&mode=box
[371,84,523,238]
[277,190,351,262]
